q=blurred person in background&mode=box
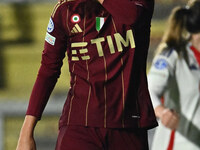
[16,0,157,150]
[148,0,200,149]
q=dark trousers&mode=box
[55,125,149,150]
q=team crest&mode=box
[71,14,81,23]
[96,17,105,32]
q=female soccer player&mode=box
[17,0,157,149]
[148,0,200,149]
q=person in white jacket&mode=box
[148,0,200,149]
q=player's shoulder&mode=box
[153,47,178,70]
[51,0,76,18]
[159,47,178,61]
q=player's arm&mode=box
[98,0,152,25]
[16,3,68,150]
[148,52,179,130]
[26,3,68,120]
[148,55,170,109]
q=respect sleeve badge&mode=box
[45,32,56,46]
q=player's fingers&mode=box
[161,108,172,121]
[170,113,179,130]
[170,110,179,129]
[161,111,179,130]
[161,109,178,129]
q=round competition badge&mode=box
[71,14,81,23]
[47,18,54,33]
[154,59,168,70]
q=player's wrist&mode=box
[19,115,37,138]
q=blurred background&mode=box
[0,0,188,150]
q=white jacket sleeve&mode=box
[148,50,178,108]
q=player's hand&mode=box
[98,0,104,4]
[160,108,179,130]
[16,136,36,150]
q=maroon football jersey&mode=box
[27,0,158,129]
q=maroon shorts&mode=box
[55,125,149,150]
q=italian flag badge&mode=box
[96,17,105,32]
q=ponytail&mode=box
[160,6,189,54]
[156,0,200,55]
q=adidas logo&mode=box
[71,24,83,34]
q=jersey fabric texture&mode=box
[148,43,200,150]
[26,0,157,129]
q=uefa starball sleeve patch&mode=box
[47,18,54,33]
[154,58,168,70]
[45,32,56,46]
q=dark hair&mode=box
[186,1,200,33]
[157,7,189,54]
[156,0,200,55]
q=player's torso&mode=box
[57,0,157,129]
[63,0,136,79]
